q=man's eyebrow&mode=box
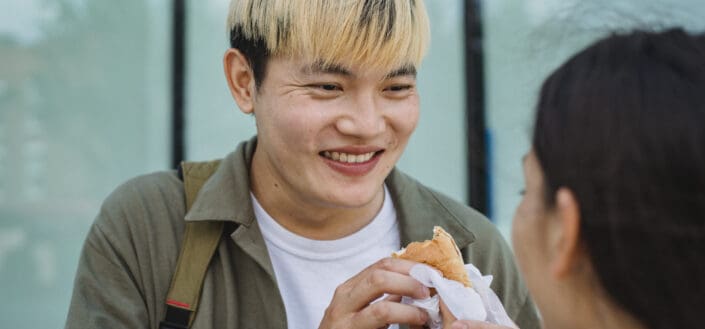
[300,61,354,77]
[385,65,417,79]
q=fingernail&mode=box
[451,323,469,329]
[419,309,429,323]
[418,286,430,298]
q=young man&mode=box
[65,1,539,328]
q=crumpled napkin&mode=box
[392,263,519,329]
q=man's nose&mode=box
[335,96,386,138]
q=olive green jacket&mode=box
[65,138,540,329]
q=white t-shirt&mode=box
[252,186,400,329]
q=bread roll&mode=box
[393,226,472,287]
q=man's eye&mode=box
[318,84,340,91]
[386,85,413,92]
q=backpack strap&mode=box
[160,160,224,329]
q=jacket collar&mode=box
[385,169,477,249]
[185,136,477,248]
[184,136,258,226]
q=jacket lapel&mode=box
[385,169,477,249]
[183,137,278,281]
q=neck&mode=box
[562,278,646,329]
[253,189,385,240]
[588,296,645,329]
[250,153,385,240]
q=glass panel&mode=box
[185,0,257,161]
[398,0,467,202]
[186,0,467,202]
[0,0,170,327]
[483,0,705,238]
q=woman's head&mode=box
[515,28,705,329]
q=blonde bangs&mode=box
[228,0,430,70]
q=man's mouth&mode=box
[320,151,382,164]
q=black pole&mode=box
[171,0,186,168]
[464,0,489,216]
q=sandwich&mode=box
[392,226,472,288]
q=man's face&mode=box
[250,56,419,212]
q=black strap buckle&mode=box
[159,321,188,329]
[160,305,192,329]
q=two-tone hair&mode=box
[226,0,430,87]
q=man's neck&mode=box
[252,188,385,240]
[249,160,385,240]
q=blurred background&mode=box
[1,0,704,327]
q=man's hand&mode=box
[318,257,431,329]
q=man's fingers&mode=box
[383,294,402,303]
[353,301,429,328]
[321,257,432,328]
[348,270,429,309]
[373,257,421,273]
[335,258,430,312]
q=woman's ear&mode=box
[223,48,256,114]
[550,187,583,279]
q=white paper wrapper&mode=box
[390,263,519,329]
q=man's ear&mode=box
[550,187,583,279]
[223,48,256,114]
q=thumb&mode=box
[440,300,458,329]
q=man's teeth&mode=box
[322,151,376,163]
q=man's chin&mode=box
[323,189,385,210]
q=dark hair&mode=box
[533,28,705,329]
[230,25,270,89]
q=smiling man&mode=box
[65,1,539,329]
